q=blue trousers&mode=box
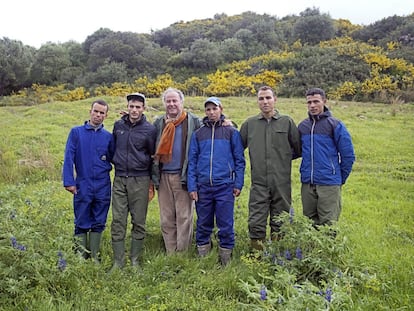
[73,177,111,234]
[195,183,235,249]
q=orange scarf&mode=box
[155,111,187,163]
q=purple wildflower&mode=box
[289,206,294,223]
[57,251,67,271]
[17,245,27,251]
[325,287,332,303]
[10,237,26,251]
[276,252,285,265]
[284,250,292,261]
[10,210,16,220]
[295,247,303,260]
[260,285,267,300]
[10,236,17,248]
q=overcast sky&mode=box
[2,0,413,48]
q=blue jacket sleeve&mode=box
[62,128,77,187]
[232,130,246,191]
[187,132,199,193]
[334,122,355,184]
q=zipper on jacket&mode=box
[126,127,131,177]
[310,118,316,184]
[209,122,216,186]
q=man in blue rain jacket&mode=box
[299,88,355,226]
[188,97,245,266]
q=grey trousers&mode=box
[301,183,342,226]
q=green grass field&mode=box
[0,96,413,310]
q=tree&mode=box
[85,31,170,81]
[30,43,71,85]
[248,17,281,50]
[152,27,179,49]
[84,61,129,87]
[83,28,114,54]
[180,39,222,70]
[30,43,71,86]
[0,38,34,96]
[219,38,245,63]
[281,45,371,97]
[293,8,335,45]
[60,41,87,87]
[233,28,266,57]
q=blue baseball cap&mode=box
[204,96,221,107]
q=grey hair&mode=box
[162,87,185,104]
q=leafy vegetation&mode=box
[1,10,414,101]
[1,97,413,310]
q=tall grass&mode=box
[0,97,413,310]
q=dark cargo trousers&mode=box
[111,176,150,242]
[248,182,292,240]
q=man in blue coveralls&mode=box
[63,99,113,263]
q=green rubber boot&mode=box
[218,247,232,266]
[197,241,212,257]
[74,233,88,259]
[89,232,102,264]
[250,238,265,251]
[130,238,144,267]
[108,240,125,273]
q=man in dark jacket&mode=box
[299,88,355,226]
[110,93,157,270]
[63,99,112,263]
[187,97,245,266]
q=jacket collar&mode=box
[121,113,146,126]
[85,121,104,130]
[308,106,332,121]
[202,114,225,127]
[258,110,280,120]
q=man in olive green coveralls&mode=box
[240,86,301,250]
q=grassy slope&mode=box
[0,97,413,310]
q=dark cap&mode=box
[127,93,145,104]
[204,96,221,107]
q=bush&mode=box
[238,210,371,310]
